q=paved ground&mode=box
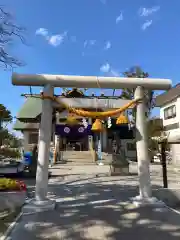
[8,163,180,239]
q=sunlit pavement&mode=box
[8,164,180,239]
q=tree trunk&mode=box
[113,89,116,96]
[0,120,2,147]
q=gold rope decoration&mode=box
[57,97,140,118]
[32,94,141,119]
[66,113,79,125]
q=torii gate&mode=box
[12,73,171,211]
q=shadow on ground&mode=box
[10,174,180,240]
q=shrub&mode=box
[0,178,26,192]
[0,148,21,159]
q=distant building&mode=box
[156,83,180,165]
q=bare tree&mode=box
[120,66,155,119]
[0,6,26,69]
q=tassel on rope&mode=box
[91,119,104,132]
[116,113,129,125]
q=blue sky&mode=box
[1,0,180,131]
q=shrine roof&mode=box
[16,97,42,122]
[13,119,39,131]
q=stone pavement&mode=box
[8,164,180,239]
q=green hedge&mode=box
[0,148,21,159]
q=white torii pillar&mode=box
[12,73,171,210]
[134,87,152,203]
[35,85,53,202]
[27,85,55,212]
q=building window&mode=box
[126,142,136,151]
[164,105,176,120]
[29,133,38,144]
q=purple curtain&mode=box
[55,124,92,139]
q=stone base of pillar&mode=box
[22,198,56,214]
[131,195,166,207]
[97,162,104,166]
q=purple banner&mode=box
[55,124,92,138]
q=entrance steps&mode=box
[60,151,94,164]
[59,151,113,165]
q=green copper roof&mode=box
[17,97,42,121]
[13,119,27,130]
[13,119,39,130]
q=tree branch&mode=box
[0,6,26,69]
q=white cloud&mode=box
[47,31,67,47]
[48,35,64,47]
[89,40,96,45]
[141,20,153,30]
[116,12,123,23]
[35,27,68,47]
[83,40,96,48]
[138,6,160,17]
[100,63,120,76]
[100,63,111,73]
[83,40,88,48]
[110,69,119,77]
[35,28,48,37]
[104,41,111,50]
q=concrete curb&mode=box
[164,204,180,215]
[152,188,180,208]
[0,198,30,240]
[0,211,22,240]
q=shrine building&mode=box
[13,88,137,162]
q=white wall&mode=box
[23,131,39,151]
[160,97,180,165]
[160,99,179,127]
[171,144,180,165]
